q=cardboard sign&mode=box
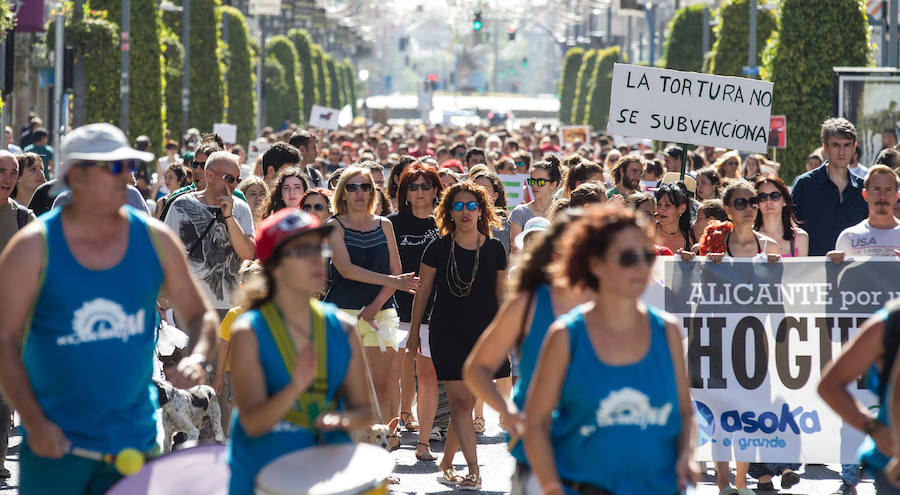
[607,64,774,152]
[560,125,590,146]
[769,115,787,149]
[212,123,237,144]
[309,105,340,130]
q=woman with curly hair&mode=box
[469,170,511,254]
[262,167,309,219]
[695,167,722,201]
[408,182,508,490]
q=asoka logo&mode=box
[720,403,821,435]
[59,299,146,346]
[694,400,716,447]
[579,387,673,436]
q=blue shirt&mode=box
[859,308,891,472]
[792,163,867,256]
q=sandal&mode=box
[459,473,482,491]
[436,468,463,486]
[400,411,419,432]
[415,442,436,461]
[473,416,485,434]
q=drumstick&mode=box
[507,435,519,452]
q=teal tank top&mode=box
[23,206,164,454]
[552,305,681,495]
[510,284,556,464]
[858,308,891,473]
[227,301,353,495]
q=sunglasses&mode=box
[526,178,549,187]
[302,203,328,212]
[408,183,433,191]
[281,243,332,259]
[516,161,527,169]
[221,173,240,185]
[191,161,206,170]
[81,159,139,175]
[756,191,783,203]
[451,201,479,211]
[344,182,373,193]
[730,196,760,211]
[618,248,657,268]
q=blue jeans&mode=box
[841,463,860,486]
[748,463,801,479]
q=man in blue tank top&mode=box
[0,123,219,495]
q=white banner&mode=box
[309,105,340,130]
[249,0,281,16]
[607,64,774,153]
[643,257,898,463]
[212,123,237,144]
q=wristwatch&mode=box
[187,353,213,375]
[863,416,885,435]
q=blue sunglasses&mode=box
[451,201,478,212]
[81,159,140,175]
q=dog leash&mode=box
[356,328,385,425]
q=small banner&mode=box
[309,105,341,130]
[769,115,787,149]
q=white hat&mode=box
[58,123,155,179]
[514,217,551,250]
[659,171,697,195]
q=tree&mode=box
[90,0,163,154]
[160,30,184,142]
[265,35,302,127]
[572,49,597,125]
[287,29,317,121]
[188,0,225,131]
[761,0,871,181]
[586,47,622,133]
[326,55,341,109]
[220,7,256,146]
[663,4,708,72]
[559,48,585,124]
[342,59,358,117]
[707,0,776,76]
[264,56,288,128]
[311,45,330,106]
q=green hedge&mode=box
[220,7,256,145]
[264,56,288,128]
[311,45,329,106]
[559,48,584,124]
[708,0,776,76]
[160,30,184,141]
[188,0,224,131]
[332,57,346,108]
[342,59,358,117]
[325,55,341,109]
[265,35,302,127]
[761,0,871,181]
[663,4,707,72]
[572,49,597,125]
[288,29,317,121]
[586,47,622,133]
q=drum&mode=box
[256,443,395,495]
[106,443,229,495]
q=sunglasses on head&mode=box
[81,159,140,175]
[302,203,328,212]
[191,161,206,169]
[408,183,433,191]
[618,248,657,268]
[344,182,373,193]
[756,191,783,203]
[526,178,548,187]
[730,196,760,210]
[451,201,478,211]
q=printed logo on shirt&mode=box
[59,298,146,346]
[579,387,673,436]
[398,231,439,247]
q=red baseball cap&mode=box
[255,209,333,264]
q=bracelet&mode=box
[542,482,564,494]
[223,215,233,219]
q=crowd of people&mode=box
[0,113,900,495]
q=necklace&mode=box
[661,227,680,236]
[447,233,481,298]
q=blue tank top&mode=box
[324,217,395,311]
[510,284,556,464]
[552,305,681,495]
[227,301,353,495]
[23,206,163,454]
[858,308,891,472]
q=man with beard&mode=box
[165,151,256,319]
[606,155,645,199]
[828,165,900,261]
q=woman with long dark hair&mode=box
[654,183,696,253]
[754,175,809,257]
[408,182,508,490]
[464,209,593,494]
[262,167,309,219]
[695,167,722,201]
[509,156,562,251]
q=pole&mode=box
[679,143,687,181]
[891,0,899,67]
[222,9,229,122]
[72,0,85,126]
[748,0,757,69]
[256,16,265,136]
[627,16,632,62]
[492,19,499,92]
[120,0,130,135]
[702,7,710,60]
[606,3,612,46]
[646,4,656,67]
[182,0,190,133]
[53,6,64,170]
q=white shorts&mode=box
[397,322,430,358]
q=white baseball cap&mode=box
[58,123,155,179]
[514,216,551,250]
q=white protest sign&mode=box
[309,105,340,130]
[249,0,281,16]
[246,140,271,172]
[500,173,530,210]
[212,123,237,144]
[607,63,774,153]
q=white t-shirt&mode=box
[849,164,869,179]
[835,218,900,256]
[164,192,254,309]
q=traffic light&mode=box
[522,57,528,68]
[508,26,516,41]
[473,9,483,31]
